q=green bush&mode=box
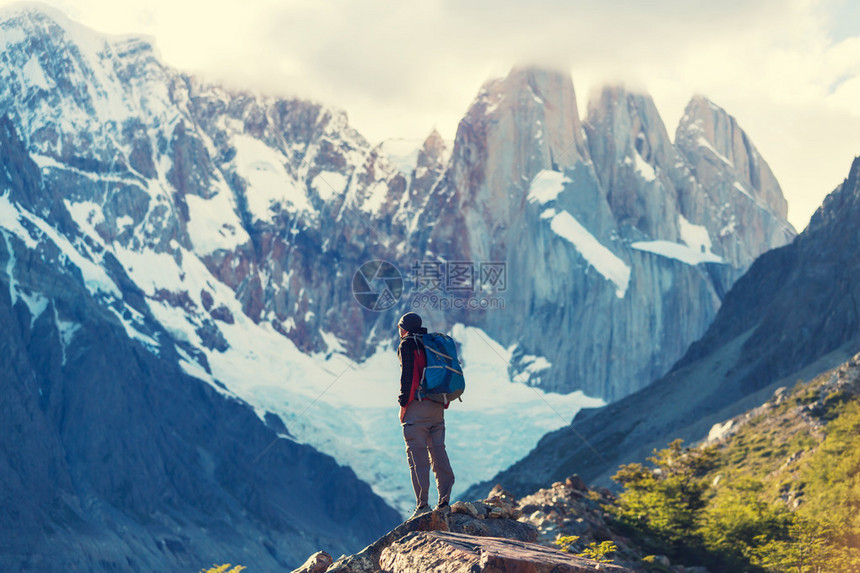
[609,385,860,572]
[611,439,715,552]
[578,540,618,563]
[699,477,792,569]
[553,534,580,552]
[200,565,246,573]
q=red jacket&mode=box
[397,333,426,407]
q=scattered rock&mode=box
[487,484,516,503]
[565,475,588,491]
[472,500,494,517]
[291,550,333,573]
[772,386,789,405]
[451,500,480,518]
[520,503,540,515]
[448,512,537,542]
[484,486,521,521]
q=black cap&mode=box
[398,312,423,333]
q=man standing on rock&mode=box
[397,312,455,518]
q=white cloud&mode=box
[2,0,859,230]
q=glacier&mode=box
[136,255,607,516]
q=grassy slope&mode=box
[515,353,860,572]
[617,352,860,571]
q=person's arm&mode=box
[398,339,414,414]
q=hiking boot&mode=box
[409,504,431,519]
[434,501,450,511]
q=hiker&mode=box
[397,312,455,518]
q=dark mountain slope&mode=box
[679,157,860,391]
[465,156,860,498]
[0,118,399,572]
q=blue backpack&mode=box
[415,333,465,404]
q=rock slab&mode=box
[379,531,633,572]
[325,507,539,573]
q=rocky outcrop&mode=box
[379,531,629,572]
[325,510,453,573]
[518,476,620,548]
[515,477,715,572]
[292,551,335,573]
[323,499,538,573]
[301,478,728,572]
[297,490,633,573]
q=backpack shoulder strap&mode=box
[403,334,426,359]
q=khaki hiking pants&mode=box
[402,399,455,508]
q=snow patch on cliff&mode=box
[380,139,422,175]
[527,170,570,204]
[22,55,53,90]
[312,171,348,201]
[543,208,630,298]
[696,135,733,166]
[631,152,656,181]
[233,134,310,217]
[185,193,250,254]
[631,240,723,265]
[632,215,724,265]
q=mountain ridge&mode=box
[464,153,860,500]
[0,5,795,400]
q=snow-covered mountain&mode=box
[1,6,795,399]
[0,4,606,519]
[0,5,797,565]
[413,71,796,398]
[0,115,401,571]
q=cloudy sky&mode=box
[5,0,860,230]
